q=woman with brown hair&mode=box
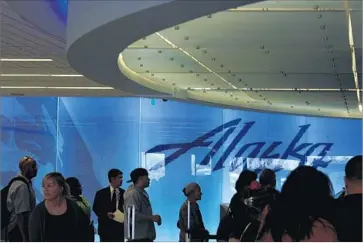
[29,172,92,242]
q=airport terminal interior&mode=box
[0,0,362,242]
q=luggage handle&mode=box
[185,200,191,242]
[127,205,135,241]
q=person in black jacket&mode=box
[228,170,257,241]
[335,155,362,242]
[238,170,280,242]
[259,169,280,201]
[29,172,91,242]
[93,169,125,242]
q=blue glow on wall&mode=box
[48,0,68,22]
[1,97,361,241]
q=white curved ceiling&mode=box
[118,0,363,118]
[1,0,362,118]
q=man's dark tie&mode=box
[111,189,117,212]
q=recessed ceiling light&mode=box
[50,74,83,77]
[0,74,50,77]
[0,74,83,77]
[228,7,341,12]
[341,0,362,113]
[0,58,53,62]
[190,88,362,92]
[192,88,213,90]
[0,86,113,90]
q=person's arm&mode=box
[28,207,41,242]
[229,194,247,239]
[92,190,109,221]
[119,189,125,213]
[180,203,194,231]
[11,184,31,241]
[17,213,30,241]
[182,204,208,240]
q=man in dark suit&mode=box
[93,169,125,242]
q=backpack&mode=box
[1,177,30,230]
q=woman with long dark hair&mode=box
[257,166,337,242]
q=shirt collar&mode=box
[110,185,119,193]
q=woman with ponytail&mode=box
[178,182,209,242]
[29,172,91,242]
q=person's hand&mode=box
[107,212,115,219]
[151,215,162,225]
[229,237,240,242]
[157,217,162,226]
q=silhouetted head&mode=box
[280,166,333,203]
[259,166,334,241]
[235,170,257,194]
[259,169,276,188]
[65,177,82,196]
[344,155,362,195]
[19,156,38,179]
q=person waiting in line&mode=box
[178,182,209,242]
[6,156,38,242]
[66,177,95,241]
[124,168,161,242]
[257,166,337,242]
[227,170,258,241]
[238,176,280,242]
[29,172,91,242]
[93,169,125,242]
[66,177,91,220]
[259,169,280,200]
[334,155,362,242]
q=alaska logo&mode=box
[146,119,333,172]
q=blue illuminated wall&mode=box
[1,97,361,241]
[48,0,68,22]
